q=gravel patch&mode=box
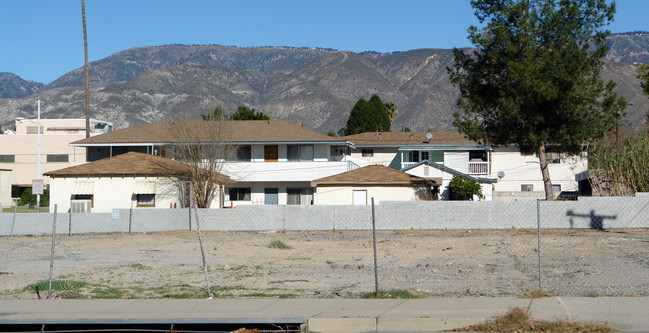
[1,230,647,299]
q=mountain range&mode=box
[1,32,648,134]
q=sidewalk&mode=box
[0,297,648,332]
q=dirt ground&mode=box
[1,229,648,299]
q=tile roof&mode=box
[45,152,232,182]
[310,165,433,186]
[341,131,478,146]
[71,120,346,145]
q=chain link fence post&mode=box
[536,198,543,291]
[371,197,379,297]
[48,204,58,299]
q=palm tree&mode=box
[385,102,397,123]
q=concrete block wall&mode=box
[1,197,647,236]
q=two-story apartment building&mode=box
[0,118,113,199]
[341,131,586,201]
[70,120,366,207]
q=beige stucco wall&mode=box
[313,185,427,205]
[48,176,196,212]
[0,134,87,187]
[1,119,112,190]
[0,169,12,208]
[489,146,586,195]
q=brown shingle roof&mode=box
[341,131,477,146]
[45,152,231,182]
[72,120,346,145]
[310,165,432,186]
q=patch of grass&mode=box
[451,307,615,332]
[520,290,554,299]
[24,280,87,293]
[2,206,49,213]
[212,285,247,292]
[163,293,195,299]
[361,289,418,299]
[269,279,310,284]
[90,287,125,299]
[268,239,291,249]
[129,263,150,270]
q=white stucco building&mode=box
[45,152,231,212]
[311,165,433,205]
[342,131,587,201]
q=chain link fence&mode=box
[1,196,647,299]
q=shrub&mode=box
[268,240,291,249]
[448,175,484,200]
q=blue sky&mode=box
[1,0,648,84]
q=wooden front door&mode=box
[264,145,278,162]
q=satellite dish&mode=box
[497,171,505,179]
[426,133,433,140]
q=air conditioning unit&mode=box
[70,199,91,213]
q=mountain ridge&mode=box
[0,33,647,133]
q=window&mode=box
[229,188,251,201]
[545,152,561,164]
[404,151,420,163]
[47,154,69,163]
[287,145,314,161]
[287,188,313,205]
[72,194,94,208]
[521,184,534,192]
[26,126,43,134]
[469,150,486,161]
[236,145,251,161]
[538,148,561,163]
[287,145,299,161]
[136,194,155,207]
[552,184,561,193]
[362,149,374,157]
[420,151,429,161]
[0,155,15,163]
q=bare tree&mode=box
[168,113,235,208]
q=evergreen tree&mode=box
[448,0,626,200]
[229,106,270,120]
[638,64,649,96]
[344,94,392,135]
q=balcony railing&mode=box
[400,161,490,176]
[469,161,490,175]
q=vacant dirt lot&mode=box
[1,229,648,299]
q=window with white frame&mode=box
[521,184,534,192]
[361,149,374,157]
